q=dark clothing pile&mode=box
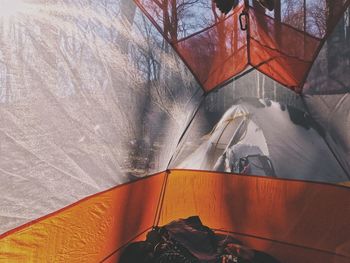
[119,216,280,263]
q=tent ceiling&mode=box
[134,0,350,92]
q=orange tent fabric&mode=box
[174,5,248,91]
[0,172,165,263]
[159,170,350,258]
[248,9,320,91]
[1,170,349,262]
[134,0,350,92]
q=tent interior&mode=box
[0,0,349,262]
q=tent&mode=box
[0,0,349,262]
[176,99,348,182]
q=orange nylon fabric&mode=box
[1,169,350,262]
[174,5,248,91]
[159,170,350,261]
[248,9,320,92]
[225,233,350,263]
[0,172,165,263]
[103,234,149,263]
[134,0,350,92]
